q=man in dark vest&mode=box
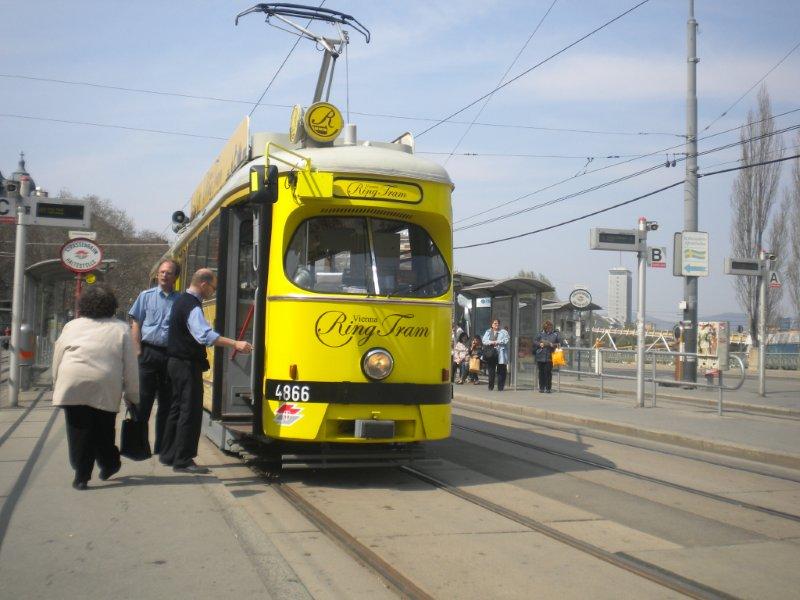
[160,268,252,473]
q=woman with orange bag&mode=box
[534,320,561,393]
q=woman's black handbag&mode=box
[482,345,498,363]
[120,406,152,461]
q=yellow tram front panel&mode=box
[261,171,453,443]
[262,299,452,442]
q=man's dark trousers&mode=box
[160,357,203,468]
[138,343,172,454]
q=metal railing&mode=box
[556,347,747,415]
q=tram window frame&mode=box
[284,216,449,298]
[207,217,221,272]
[186,237,198,280]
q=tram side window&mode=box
[206,217,220,272]
[284,216,449,298]
[186,238,198,281]
[195,227,210,270]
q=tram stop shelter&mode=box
[454,273,553,390]
[24,258,117,371]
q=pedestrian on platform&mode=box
[128,259,180,454]
[52,285,139,490]
[159,269,252,473]
[482,319,509,391]
[467,335,483,384]
[534,320,561,393]
[452,332,469,384]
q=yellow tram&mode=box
[159,4,454,464]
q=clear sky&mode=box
[2,1,798,323]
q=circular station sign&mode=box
[569,288,592,309]
[61,238,103,273]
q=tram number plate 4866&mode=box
[274,384,310,402]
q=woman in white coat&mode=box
[482,319,510,391]
[52,285,139,490]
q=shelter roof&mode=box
[26,258,118,282]
[458,276,553,298]
[543,299,603,312]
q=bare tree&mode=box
[729,87,784,343]
[785,139,800,325]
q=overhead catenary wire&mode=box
[415,0,652,139]
[454,153,800,250]
[701,38,800,134]
[454,122,799,232]
[443,0,558,165]
[453,107,800,226]
[247,0,327,117]
[0,73,683,138]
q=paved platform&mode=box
[0,387,310,600]
[454,370,800,470]
[1,369,798,598]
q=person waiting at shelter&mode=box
[534,320,561,393]
[52,284,139,490]
[159,268,252,474]
[467,335,483,384]
[482,319,509,391]
[452,332,469,384]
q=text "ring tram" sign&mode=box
[60,238,103,273]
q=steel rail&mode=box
[245,462,434,600]
[453,422,800,523]
[401,465,739,600]
[453,402,800,485]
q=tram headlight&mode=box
[361,348,394,381]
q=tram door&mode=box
[220,208,256,418]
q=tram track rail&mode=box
[453,402,800,485]
[452,422,800,524]
[245,447,740,599]
[400,465,738,600]
[245,457,435,600]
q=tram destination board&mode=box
[724,257,762,276]
[590,228,642,252]
[29,198,91,228]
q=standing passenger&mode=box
[159,269,252,473]
[52,285,139,490]
[534,320,561,393]
[128,259,180,454]
[482,319,510,391]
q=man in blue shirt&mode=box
[128,259,180,454]
[160,268,252,473]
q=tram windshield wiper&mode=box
[385,274,450,299]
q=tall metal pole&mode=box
[7,203,27,408]
[682,0,699,383]
[758,251,767,396]
[636,217,647,407]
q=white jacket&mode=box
[52,317,139,412]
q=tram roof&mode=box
[248,134,454,188]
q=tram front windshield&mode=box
[285,217,449,298]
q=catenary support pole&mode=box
[682,0,699,383]
[636,217,647,407]
[758,251,767,396]
[7,203,27,408]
